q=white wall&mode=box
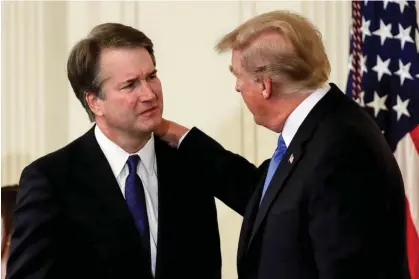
[1,1,352,278]
[1,1,69,185]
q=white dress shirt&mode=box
[94,125,158,276]
[281,83,331,147]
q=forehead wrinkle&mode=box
[97,48,156,88]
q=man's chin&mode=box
[136,116,162,133]
[151,116,163,129]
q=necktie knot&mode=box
[273,135,287,160]
[127,155,140,174]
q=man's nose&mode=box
[235,83,240,93]
[235,78,242,93]
[139,82,156,101]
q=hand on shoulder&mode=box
[154,118,190,147]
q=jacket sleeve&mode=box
[6,165,59,279]
[178,127,268,215]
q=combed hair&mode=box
[215,10,330,92]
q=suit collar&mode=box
[240,83,344,259]
[281,83,330,147]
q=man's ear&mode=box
[85,92,104,117]
[261,76,272,99]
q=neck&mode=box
[96,123,151,154]
[266,90,311,133]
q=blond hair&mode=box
[215,10,330,92]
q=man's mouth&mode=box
[140,107,157,115]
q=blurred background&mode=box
[2,1,414,278]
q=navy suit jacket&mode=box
[6,127,222,279]
[179,83,409,279]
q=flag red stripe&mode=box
[410,124,419,154]
[407,199,419,279]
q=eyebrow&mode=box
[119,69,158,86]
[148,69,158,76]
[229,65,238,76]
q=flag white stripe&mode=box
[394,133,419,234]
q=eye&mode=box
[146,74,157,81]
[123,82,134,89]
[122,80,138,90]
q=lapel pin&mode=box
[289,154,294,164]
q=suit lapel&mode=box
[77,126,135,225]
[75,126,153,279]
[153,137,176,279]
[237,171,266,268]
[246,145,304,250]
[245,84,342,251]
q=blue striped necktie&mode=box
[125,155,151,267]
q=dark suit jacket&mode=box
[6,126,222,279]
[179,83,408,279]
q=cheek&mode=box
[241,91,255,108]
[116,92,138,108]
[150,78,163,97]
[127,96,137,107]
[240,81,255,98]
[242,86,263,111]
[104,96,134,115]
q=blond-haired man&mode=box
[155,11,408,279]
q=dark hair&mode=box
[1,184,18,257]
[67,22,156,122]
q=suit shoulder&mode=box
[320,94,381,140]
[23,130,90,176]
[312,95,396,166]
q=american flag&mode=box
[346,1,419,278]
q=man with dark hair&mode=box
[6,23,222,279]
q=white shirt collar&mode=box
[281,83,331,147]
[94,125,156,178]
